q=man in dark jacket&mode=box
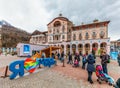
[100,52,109,74]
[86,54,95,84]
[67,52,73,64]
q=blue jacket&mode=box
[86,54,95,72]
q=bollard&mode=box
[1,65,9,78]
[62,60,65,67]
[38,64,41,68]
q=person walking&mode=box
[67,52,73,64]
[57,52,60,60]
[100,51,109,74]
[117,54,120,66]
[86,53,95,84]
[82,54,87,69]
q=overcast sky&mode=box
[0,0,120,40]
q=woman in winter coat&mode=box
[117,54,120,66]
[86,54,95,84]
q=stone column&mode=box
[90,44,92,53]
[70,43,72,54]
[64,44,66,55]
[83,44,85,54]
[98,43,100,55]
[76,44,78,53]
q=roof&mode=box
[72,21,110,30]
[117,39,120,41]
[40,46,62,57]
[32,30,48,35]
[47,16,72,26]
[41,46,61,52]
[32,30,41,35]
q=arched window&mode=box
[68,29,71,32]
[56,36,59,40]
[54,21,61,27]
[53,29,55,33]
[62,25,65,33]
[73,34,76,40]
[49,29,52,33]
[79,33,82,40]
[100,31,105,38]
[85,32,89,39]
[50,37,52,42]
[62,35,65,39]
[92,32,96,39]
[57,29,59,33]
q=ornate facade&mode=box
[30,14,110,55]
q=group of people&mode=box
[66,51,111,84]
[49,50,120,86]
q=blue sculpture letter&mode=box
[9,60,24,79]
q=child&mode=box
[82,54,87,69]
[73,59,79,67]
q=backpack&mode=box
[82,57,86,63]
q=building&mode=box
[110,39,120,52]
[30,30,48,45]
[30,14,110,55]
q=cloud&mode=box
[0,0,51,32]
[0,0,120,40]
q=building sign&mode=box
[23,45,30,53]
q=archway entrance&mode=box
[85,43,90,55]
[78,44,83,55]
[66,44,70,54]
[100,42,107,54]
[72,44,76,55]
[61,45,64,52]
[92,43,98,55]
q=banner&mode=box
[110,51,118,60]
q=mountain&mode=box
[0,20,12,26]
[0,20,31,48]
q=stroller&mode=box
[73,59,79,67]
[96,65,115,86]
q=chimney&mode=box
[59,13,62,17]
[81,22,84,25]
[93,19,99,23]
